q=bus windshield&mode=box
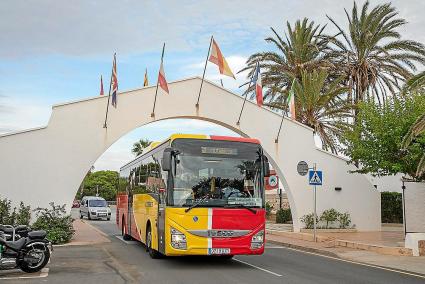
[171,139,264,208]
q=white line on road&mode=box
[233,258,282,277]
[282,246,425,280]
[115,235,138,245]
[0,268,49,280]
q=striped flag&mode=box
[251,62,263,106]
[208,39,235,79]
[158,61,169,94]
[144,68,149,87]
[99,75,104,96]
[111,54,118,108]
[287,79,296,119]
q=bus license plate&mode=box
[208,248,230,255]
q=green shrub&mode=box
[381,192,403,223]
[276,208,292,223]
[320,208,340,229]
[32,203,74,244]
[302,210,353,229]
[337,212,352,229]
[0,198,31,226]
[16,202,31,226]
[300,213,318,229]
[265,202,272,218]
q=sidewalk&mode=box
[266,229,425,276]
[59,219,110,246]
[266,223,411,254]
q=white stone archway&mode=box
[0,77,380,232]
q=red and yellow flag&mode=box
[208,39,235,79]
[144,68,149,87]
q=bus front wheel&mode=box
[146,225,160,259]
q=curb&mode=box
[266,239,340,258]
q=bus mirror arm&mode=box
[263,155,270,177]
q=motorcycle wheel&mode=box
[19,244,50,273]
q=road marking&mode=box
[115,235,138,245]
[0,268,49,280]
[233,258,282,277]
[281,246,425,280]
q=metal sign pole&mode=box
[313,163,317,242]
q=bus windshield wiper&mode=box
[184,197,208,213]
[224,204,256,214]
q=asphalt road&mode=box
[3,208,425,283]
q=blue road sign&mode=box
[309,170,323,185]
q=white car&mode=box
[79,196,111,220]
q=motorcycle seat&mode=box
[6,238,26,251]
[28,230,47,239]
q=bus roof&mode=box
[149,134,260,152]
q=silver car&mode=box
[79,196,111,220]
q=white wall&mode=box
[0,77,381,231]
[367,173,405,193]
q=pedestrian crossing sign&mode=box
[309,170,322,185]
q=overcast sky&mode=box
[1,0,424,170]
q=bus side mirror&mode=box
[162,148,173,171]
[263,155,270,177]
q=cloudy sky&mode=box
[1,0,424,170]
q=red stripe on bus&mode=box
[211,208,265,255]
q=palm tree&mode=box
[132,139,151,156]
[327,1,425,105]
[402,113,425,178]
[292,70,351,153]
[240,18,334,111]
[267,69,351,153]
[403,71,425,93]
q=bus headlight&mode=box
[251,230,264,249]
[171,227,187,250]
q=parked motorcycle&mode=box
[0,225,31,241]
[0,225,52,273]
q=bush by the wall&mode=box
[276,208,292,224]
[381,192,403,223]
[320,208,339,228]
[0,198,31,226]
[265,202,272,218]
[32,202,74,244]
[300,213,318,229]
[301,209,353,229]
[337,212,352,229]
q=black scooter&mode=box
[0,225,52,273]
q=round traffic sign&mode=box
[297,161,309,176]
[268,175,278,187]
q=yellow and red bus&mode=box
[116,134,269,258]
